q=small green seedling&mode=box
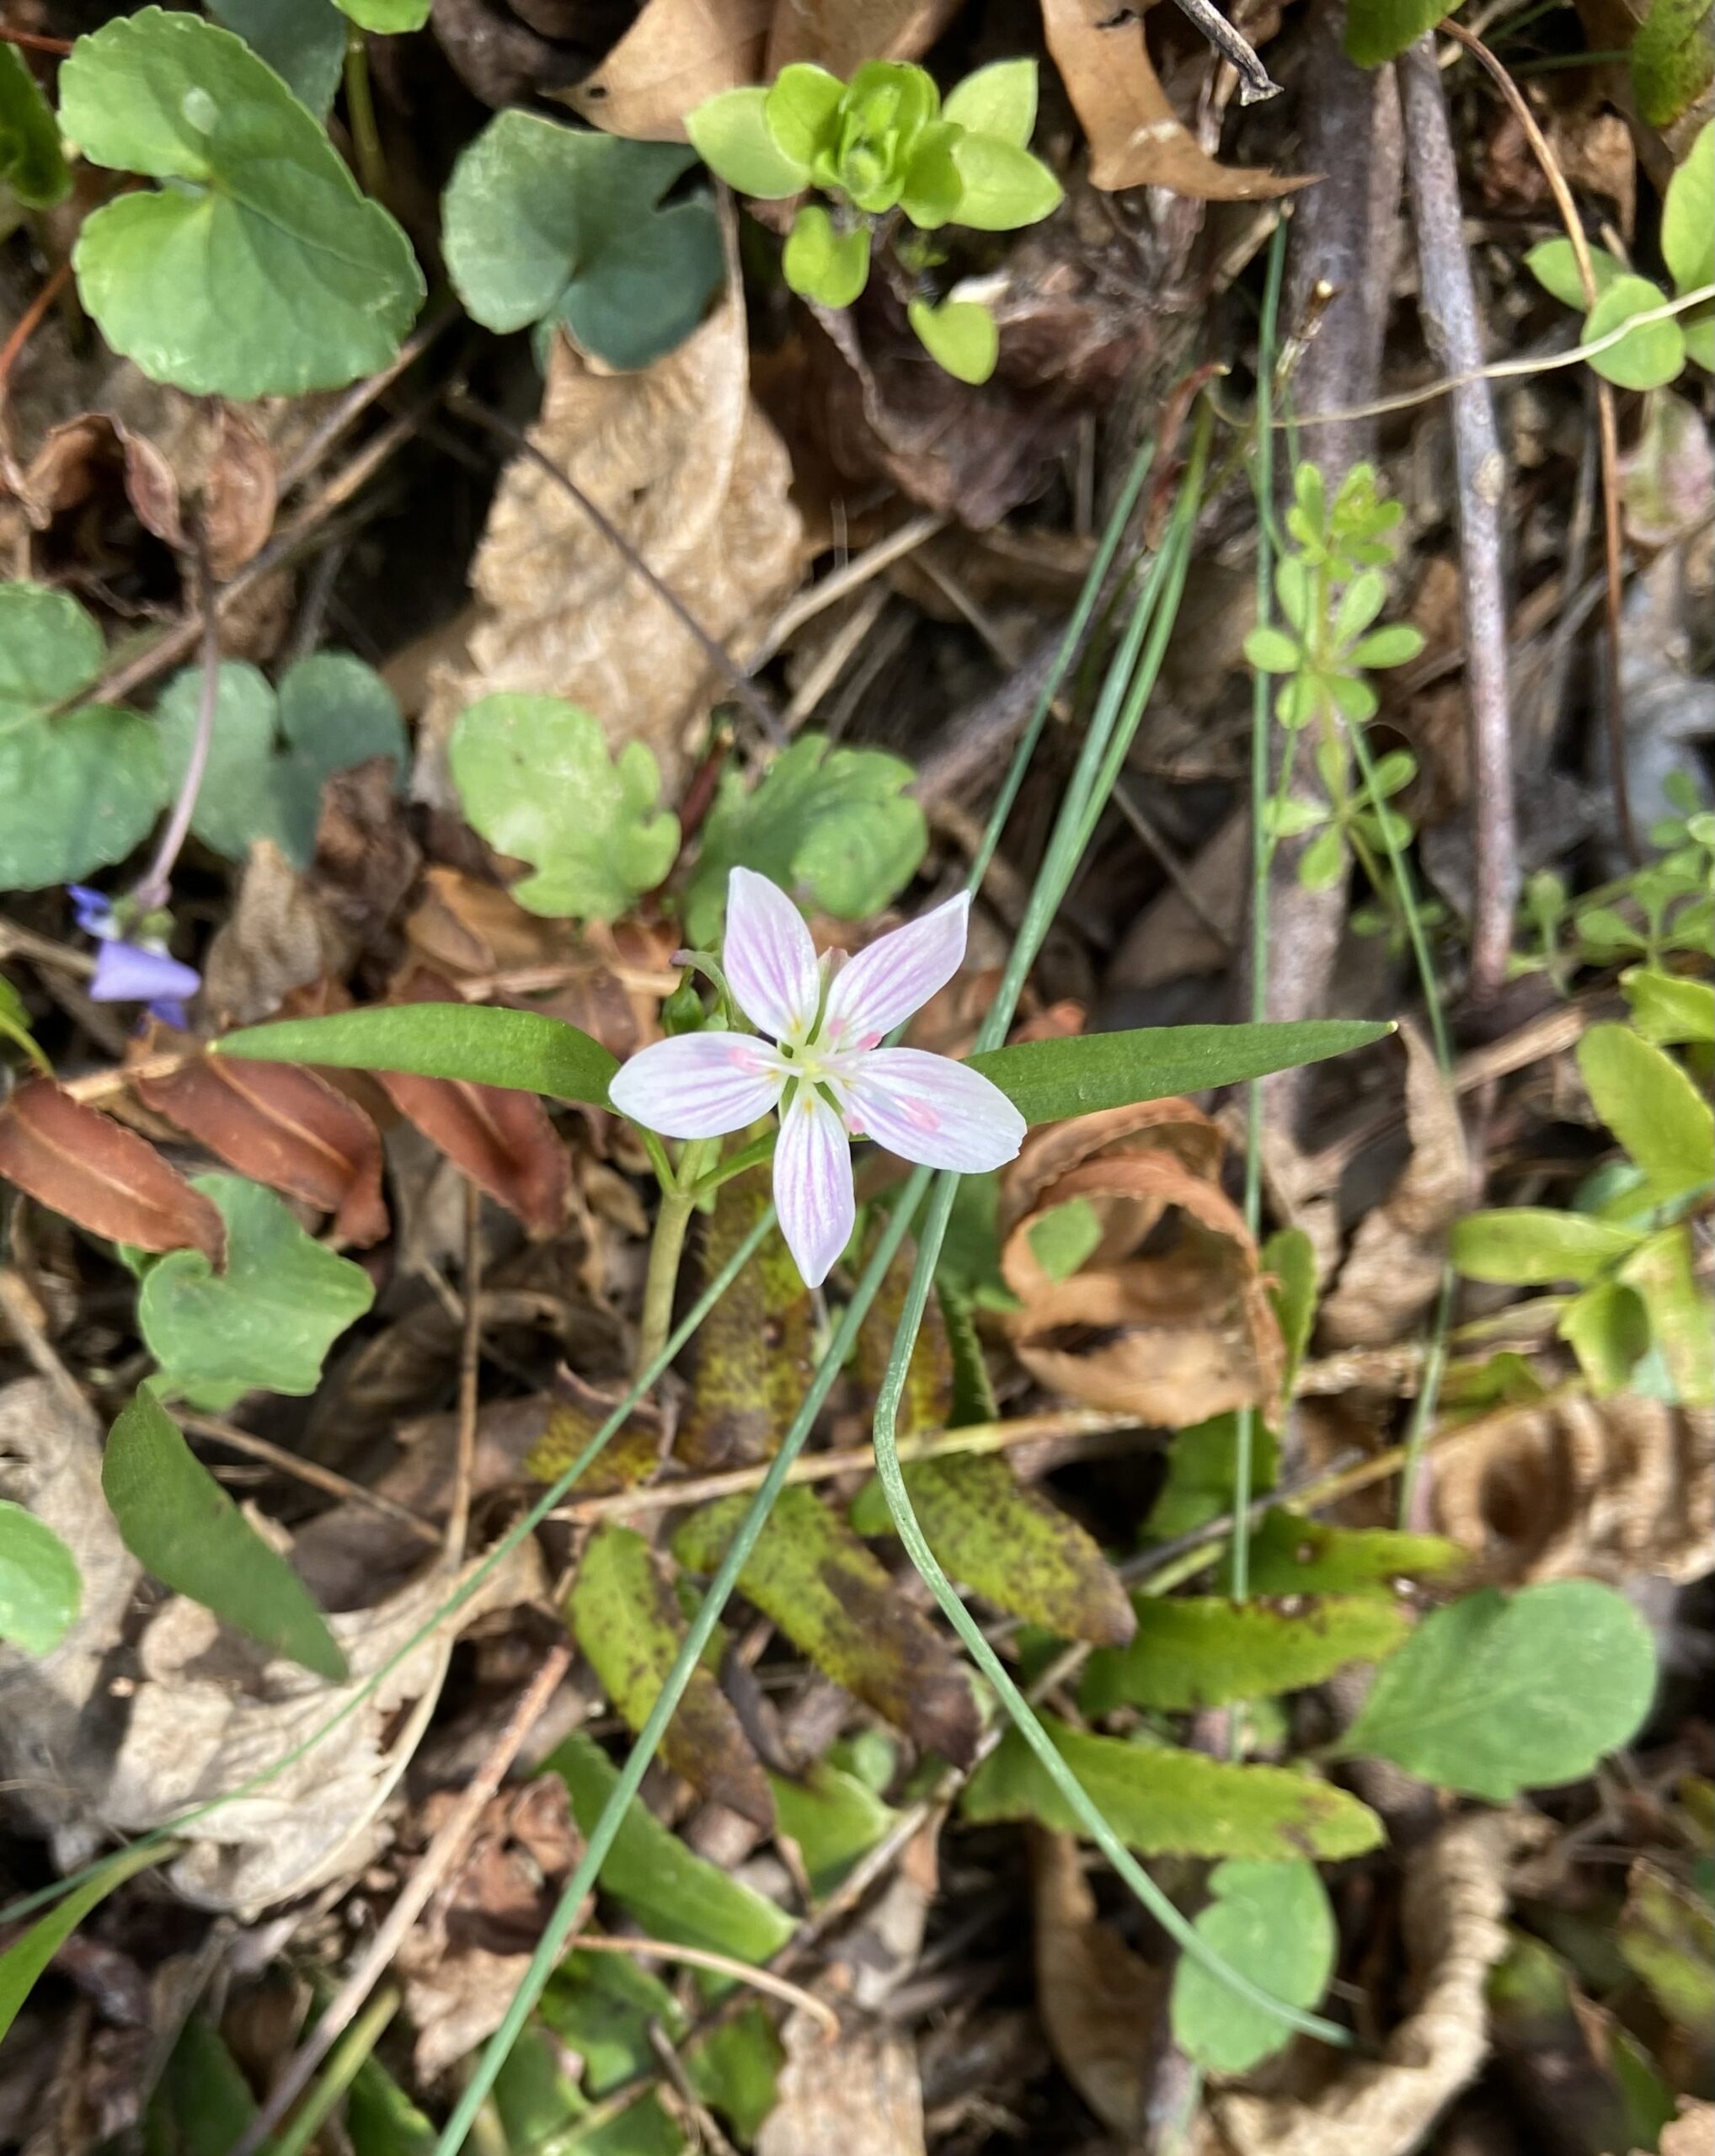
[687,58,1061,382]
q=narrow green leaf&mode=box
[1171,1860,1336,2073]
[1264,1226,1317,1385]
[1228,1508,1464,1597]
[0,975,49,1073]
[1451,1205,1643,1285]
[539,1732,795,1962]
[101,1385,348,1679]
[968,1018,1389,1124]
[1348,623,1425,669]
[566,1523,774,1827]
[1618,1861,1715,2032]
[0,1838,163,2045]
[1337,1581,1656,1799]
[963,1711,1384,1860]
[1584,275,1686,390]
[0,44,69,207]
[147,2017,259,2156]
[1578,1022,1713,1203]
[1344,0,1459,68]
[686,85,811,199]
[216,1001,619,1103]
[138,1173,374,1408]
[0,1501,81,1655]
[1082,1593,1410,1716]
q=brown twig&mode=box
[1440,17,1635,862]
[1397,36,1519,1000]
[1165,0,1282,101]
[274,306,458,495]
[179,1412,441,1545]
[0,24,70,51]
[444,387,787,749]
[225,1646,573,2156]
[0,257,72,410]
[569,1935,838,2036]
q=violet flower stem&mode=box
[134,542,218,915]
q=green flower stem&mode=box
[270,1987,399,2156]
[343,25,387,200]
[634,1139,709,1376]
[868,411,1349,2052]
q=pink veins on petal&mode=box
[608,866,1027,1286]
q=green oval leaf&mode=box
[448,693,680,921]
[102,1385,348,1679]
[1525,237,1622,310]
[442,115,724,371]
[0,44,69,207]
[966,1017,1389,1125]
[1578,1022,1714,1203]
[216,1001,620,1103]
[1337,1581,1656,1799]
[764,63,845,165]
[1584,275,1686,390]
[334,0,430,28]
[782,201,871,307]
[62,9,425,397]
[1228,1508,1464,1597]
[945,134,1061,230]
[907,296,999,383]
[1622,966,1715,1046]
[686,85,810,200]
[0,1500,81,1656]
[1451,1204,1643,1284]
[137,1172,376,1409]
[942,58,1039,147]
[1662,120,1713,305]
[1171,1860,1336,2073]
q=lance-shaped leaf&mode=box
[1578,1022,1714,1205]
[61,9,425,398]
[0,1081,224,1261]
[674,1486,984,1766]
[1082,1593,1411,1716]
[964,1712,1383,1860]
[216,1001,619,1103]
[565,1523,775,1828]
[102,1385,348,1678]
[1226,1508,1464,1597]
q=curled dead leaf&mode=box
[378,969,570,1240]
[132,1028,388,1248]
[1000,1102,1284,1426]
[0,1081,225,1262]
[1041,0,1310,200]
[1434,1391,1715,1587]
[11,410,184,548]
[1031,1828,1162,2137]
[420,264,801,795]
[200,840,355,1030]
[1321,1026,1469,1348]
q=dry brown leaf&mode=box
[1200,1812,1545,2156]
[308,755,422,957]
[378,968,570,1240]
[758,2013,927,2156]
[9,410,184,547]
[1041,0,1307,200]
[420,286,801,794]
[132,1029,388,1248]
[1000,1102,1284,1425]
[1433,1392,1715,1587]
[1320,1026,1469,1348]
[764,0,961,73]
[1030,1828,1163,2137]
[1648,2101,1715,2156]
[0,1081,225,1262]
[558,0,772,139]
[200,840,353,1029]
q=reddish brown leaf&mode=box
[0,1081,224,1262]
[132,1031,388,1247]
[378,969,569,1239]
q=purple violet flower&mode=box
[70,886,200,1030]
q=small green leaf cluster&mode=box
[1525,121,1712,388]
[1453,1023,1713,1403]
[1245,463,1425,898]
[687,59,1061,383]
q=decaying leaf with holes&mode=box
[998,1101,1285,1427]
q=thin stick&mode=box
[1440,17,1634,863]
[550,1405,1141,1524]
[751,513,947,665]
[647,2022,741,2156]
[447,1179,483,1565]
[134,538,220,913]
[1166,0,1282,101]
[227,1646,573,2156]
[179,1412,441,1545]
[0,24,70,51]
[0,257,72,408]
[445,389,786,748]
[1397,38,1519,1001]
[569,1935,839,2037]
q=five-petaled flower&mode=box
[610,868,1026,1287]
[68,886,201,1031]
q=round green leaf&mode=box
[907,296,999,383]
[686,86,809,200]
[61,9,425,398]
[1525,237,1622,310]
[0,44,69,208]
[1584,275,1686,389]
[1298,825,1349,891]
[206,0,347,118]
[1338,1581,1656,1799]
[1244,625,1302,673]
[764,63,844,165]
[1171,1861,1336,2073]
[782,202,870,307]
[946,134,1061,230]
[0,1501,81,1656]
[443,114,724,371]
[1348,622,1424,669]
[942,59,1039,148]
[449,693,680,922]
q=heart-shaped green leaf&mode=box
[206,0,347,118]
[907,296,999,383]
[102,1383,348,1678]
[155,652,405,867]
[1584,274,1686,390]
[0,582,166,890]
[0,44,69,207]
[449,693,680,921]
[138,1172,375,1409]
[61,9,424,397]
[782,202,871,307]
[443,115,724,371]
[1171,1861,1336,2073]
[0,1501,80,1656]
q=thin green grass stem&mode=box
[271,1987,400,2156]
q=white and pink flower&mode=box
[610,868,1026,1286]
